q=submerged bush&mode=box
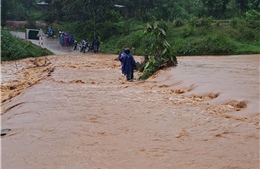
[139,57,163,80]
[138,21,177,80]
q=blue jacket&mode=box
[120,53,136,75]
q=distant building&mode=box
[114,4,127,16]
[36,0,51,6]
[114,4,125,8]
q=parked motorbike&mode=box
[79,40,87,53]
[73,40,77,50]
[87,43,93,52]
[47,31,54,38]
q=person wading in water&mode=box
[118,48,136,81]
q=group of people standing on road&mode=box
[58,30,74,47]
[118,48,136,81]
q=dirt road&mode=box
[1,35,259,169]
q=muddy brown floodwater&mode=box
[1,34,260,169]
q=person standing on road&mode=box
[92,38,100,53]
[119,48,136,81]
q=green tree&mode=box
[236,0,249,13]
[1,0,9,26]
[201,0,230,18]
[1,0,27,24]
[227,0,241,17]
[246,9,260,20]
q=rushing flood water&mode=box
[1,33,259,169]
[153,55,260,117]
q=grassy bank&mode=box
[1,28,54,61]
[100,19,260,56]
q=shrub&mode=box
[173,18,184,27]
[188,16,199,27]
[178,41,198,55]
[139,57,161,80]
[176,32,236,55]
[229,17,245,28]
[180,24,196,38]
[196,17,212,29]
[205,33,236,54]
[246,10,260,21]
[238,27,259,42]
[26,16,37,29]
[139,21,177,80]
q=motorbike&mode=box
[47,30,54,38]
[73,40,77,50]
[79,40,87,53]
[87,43,93,52]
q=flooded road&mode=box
[1,34,259,169]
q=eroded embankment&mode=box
[1,57,54,105]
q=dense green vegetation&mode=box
[1,28,53,61]
[2,0,259,55]
[101,18,260,56]
[1,0,259,78]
